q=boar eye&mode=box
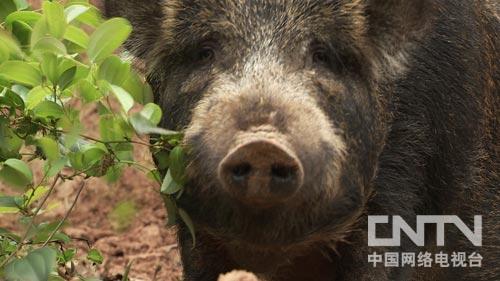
[312,48,330,65]
[195,45,215,64]
[311,42,351,74]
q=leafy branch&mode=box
[0,1,189,280]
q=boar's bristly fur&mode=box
[104,0,499,280]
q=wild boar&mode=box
[104,1,499,280]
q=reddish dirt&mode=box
[63,168,183,281]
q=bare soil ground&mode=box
[62,167,183,281]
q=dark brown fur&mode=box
[104,1,499,280]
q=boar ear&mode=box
[366,0,432,44]
[364,0,433,75]
[103,0,164,58]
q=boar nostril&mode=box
[231,163,252,182]
[271,164,296,182]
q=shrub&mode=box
[0,1,188,280]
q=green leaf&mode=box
[57,248,77,264]
[1,240,18,257]
[81,147,107,170]
[97,79,111,95]
[0,118,23,160]
[0,196,21,213]
[3,159,32,180]
[97,55,131,86]
[32,101,64,119]
[66,0,90,5]
[122,72,153,104]
[11,84,29,102]
[48,275,66,281]
[104,164,122,183]
[11,20,32,47]
[38,137,60,162]
[63,25,89,49]
[99,115,124,142]
[161,169,182,195]
[30,18,49,50]
[0,61,42,87]
[0,43,9,63]
[57,66,77,90]
[43,157,67,177]
[112,143,133,162]
[26,86,51,110]
[110,85,134,113]
[78,80,101,103]
[13,0,28,10]
[40,53,58,85]
[162,195,177,226]
[68,144,106,172]
[147,169,162,184]
[59,59,89,87]
[24,186,50,207]
[153,150,170,171]
[87,249,103,265]
[0,0,17,22]
[0,158,33,189]
[64,5,90,23]
[129,114,179,136]
[74,6,102,28]
[43,1,67,39]
[87,18,132,63]
[169,146,187,184]
[5,247,57,281]
[31,222,70,244]
[140,103,162,125]
[178,208,196,247]
[0,31,22,58]
[0,227,21,242]
[0,201,20,212]
[63,249,76,263]
[32,37,67,56]
[38,232,70,245]
[5,11,42,28]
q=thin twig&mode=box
[79,133,157,148]
[32,120,159,148]
[68,236,93,249]
[119,160,155,173]
[42,181,86,247]
[118,160,161,183]
[22,167,52,209]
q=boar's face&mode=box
[106,0,428,246]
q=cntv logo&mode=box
[368,216,482,247]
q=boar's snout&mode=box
[218,137,304,207]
